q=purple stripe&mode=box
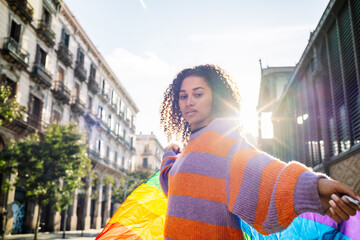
[168,152,227,179]
[163,151,177,159]
[231,153,275,226]
[167,195,241,229]
[294,171,325,215]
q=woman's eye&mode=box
[194,93,202,97]
[180,95,187,100]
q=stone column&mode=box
[103,184,112,226]
[68,189,79,230]
[93,181,103,229]
[83,178,92,230]
[53,211,61,232]
[24,202,39,233]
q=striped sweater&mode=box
[160,118,326,240]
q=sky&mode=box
[65,0,330,146]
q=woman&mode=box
[159,64,360,239]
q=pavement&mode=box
[3,229,102,240]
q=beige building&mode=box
[134,133,164,172]
[0,0,138,234]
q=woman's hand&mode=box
[164,143,180,154]
[318,178,360,222]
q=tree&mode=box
[0,123,92,240]
[112,170,153,204]
[0,83,24,126]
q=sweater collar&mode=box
[189,118,240,141]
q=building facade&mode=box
[134,133,164,172]
[257,66,294,155]
[269,0,360,193]
[0,0,138,234]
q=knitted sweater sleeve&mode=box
[227,148,326,235]
[159,151,177,197]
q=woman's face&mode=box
[178,76,213,131]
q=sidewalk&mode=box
[4,229,102,240]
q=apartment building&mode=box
[0,0,138,234]
[267,0,360,194]
[134,133,164,172]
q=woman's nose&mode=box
[186,96,194,106]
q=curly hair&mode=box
[160,64,241,144]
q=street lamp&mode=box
[123,178,136,202]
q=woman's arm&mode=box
[159,144,180,197]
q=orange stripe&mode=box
[180,131,237,158]
[275,162,309,227]
[228,148,259,211]
[165,216,244,240]
[253,160,285,234]
[95,222,142,240]
[161,155,177,168]
[169,172,227,204]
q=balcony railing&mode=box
[130,146,136,153]
[110,102,117,113]
[74,61,87,82]
[2,37,29,69]
[52,81,70,104]
[31,64,52,88]
[56,42,73,67]
[88,76,99,94]
[70,96,85,114]
[36,20,55,47]
[87,148,100,162]
[6,0,34,24]
[26,112,47,132]
[98,90,109,103]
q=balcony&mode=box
[56,42,73,67]
[98,90,109,103]
[110,102,117,113]
[31,64,52,88]
[84,110,97,125]
[88,76,99,94]
[26,113,47,132]
[52,81,70,104]
[96,119,108,132]
[131,146,136,153]
[130,124,136,133]
[125,141,131,150]
[70,96,85,114]
[6,0,34,24]
[87,148,100,162]
[36,20,55,48]
[74,61,87,82]
[2,37,29,70]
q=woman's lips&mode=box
[186,110,196,116]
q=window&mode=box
[115,122,120,135]
[1,75,17,99]
[52,110,61,124]
[42,8,51,27]
[142,158,148,168]
[74,82,80,99]
[114,151,118,163]
[122,156,125,167]
[90,63,96,79]
[76,48,84,65]
[57,66,64,83]
[28,94,43,128]
[101,78,106,93]
[88,96,92,110]
[106,146,110,158]
[60,29,70,47]
[10,20,21,43]
[108,114,112,127]
[98,106,104,119]
[35,45,47,67]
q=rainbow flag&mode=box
[96,170,360,240]
[95,171,167,239]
